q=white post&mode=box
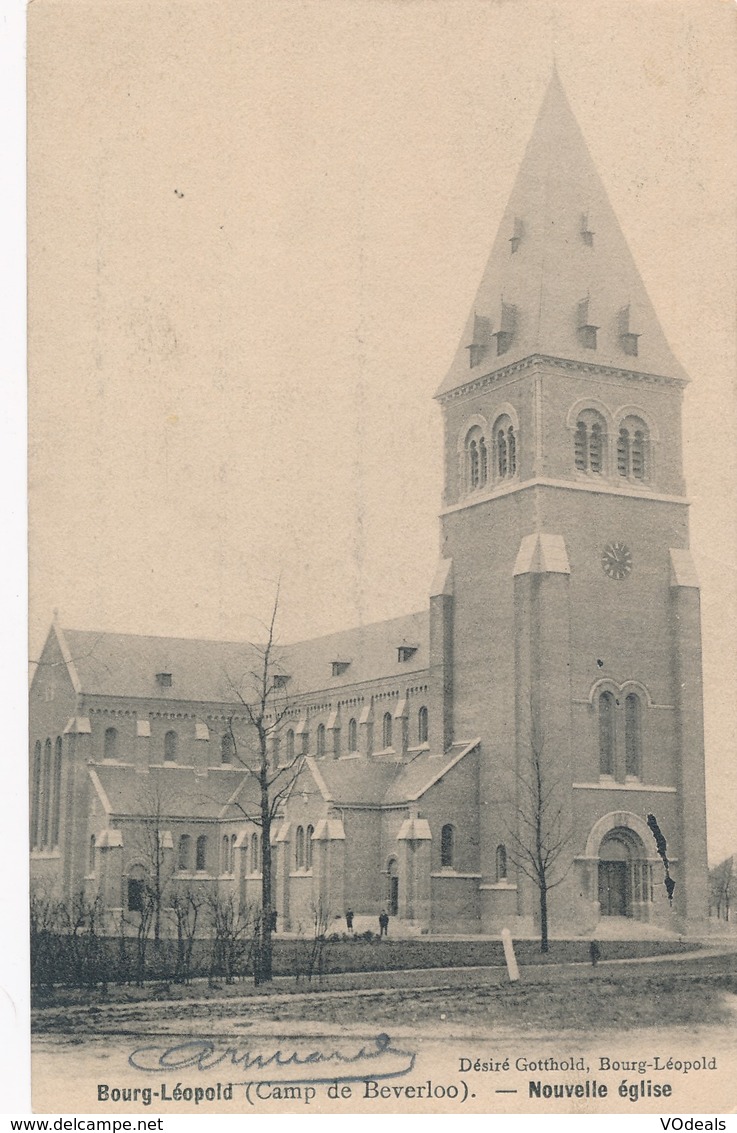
[501,927,520,983]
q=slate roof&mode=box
[59,609,429,705]
[91,764,257,820]
[312,740,479,807]
[437,70,688,398]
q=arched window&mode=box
[469,438,479,489]
[617,416,649,480]
[104,726,118,761]
[617,428,630,477]
[31,741,41,848]
[295,825,305,870]
[496,843,508,881]
[599,691,616,776]
[418,706,429,745]
[316,723,326,757]
[195,834,208,871]
[589,422,604,473]
[348,717,357,752]
[89,835,96,874]
[306,824,314,870]
[625,693,642,778]
[41,739,52,846]
[382,711,393,749]
[231,833,237,870]
[574,420,587,470]
[178,834,191,871]
[50,736,62,846]
[464,425,489,493]
[479,436,488,484]
[221,733,234,764]
[496,428,507,478]
[574,410,607,475]
[440,824,454,868]
[492,414,517,481]
[222,834,230,873]
[164,730,178,763]
[250,831,260,873]
[286,728,295,761]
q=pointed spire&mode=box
[437,73,687,396]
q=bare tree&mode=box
[225,586,306,984]
[171,886,205,983]
[710,855,734,922]
[131,781,175,944]
[206,892,254,984]
[505,730,573,953]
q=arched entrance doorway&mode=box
[597,827,652,919]
[387,858,399,916]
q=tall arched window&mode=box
[496,843,508,881]
[496,427,507,478]
[479,436,488,483]
[464,425,489,493]
[469,438,479,489]
[295,825,305,870]
[104,726,118,761]
[574,410,607,475]
[222,834,230,873]
[348,717,357,752]
[306,824,314,870]
[286,728,295,761]
[589,422,604,473]
[617,428,630,477]
[625,693,642,778]
[89,835,96,874]
[31,741,42,848]
[41,739,52,846]
[440,824,454,868]
[507,426,517,475]
[316,723,326,757]
[492,414,517,481]
[164,730,178,763]
[50,736,62,846]
[617,416,649,480]
[599,691,616,776]
[221,733,234,764]
[195,834,208,871]
[418,706,429,745]
[231,833,237,871]
[178,833,191,871]
[250,832,260,873]
[382,711,393,749]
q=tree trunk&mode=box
[539,883,549,953]
[257,773,273,984]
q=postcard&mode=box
[24,0,736,1118]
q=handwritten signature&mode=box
[129,1032,416,1084]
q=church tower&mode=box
[434,72,708,932]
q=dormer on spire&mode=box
[467,313,491,369]
[577,296,599,350]
[618,303,641,357]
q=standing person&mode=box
[345,909,354,933]
[378,909,389,937]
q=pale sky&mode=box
[27,0,737,861]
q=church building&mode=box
[30,73,709,936]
